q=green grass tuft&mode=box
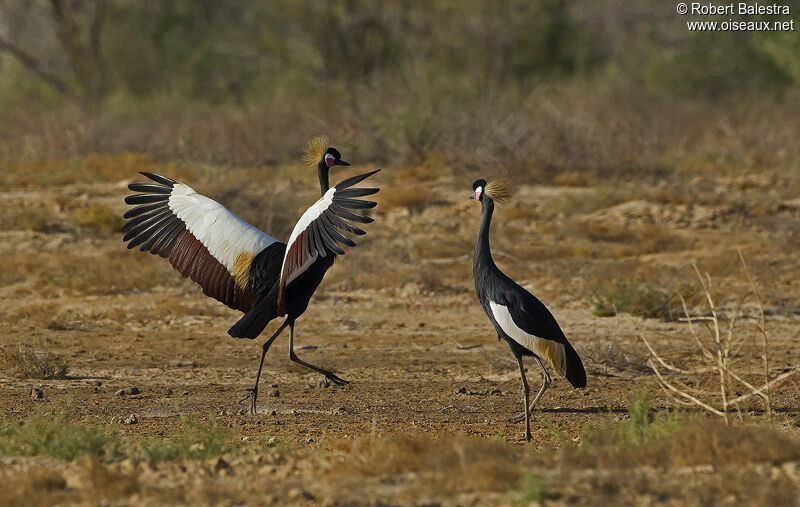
[591,280,673,320]
[0,408,122,462]
[581,389,686,449]
[514,472,559,503]
[139,417,233,461]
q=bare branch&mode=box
[726,368,800,406]
[638,329,714,375]
[649,358,725,417]
[738,247,772,424]
[0,35,75,97]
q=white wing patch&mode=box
[489,301,567,375]
[278,187,336,286]
[168,183,279,273]
[284,187,336,254]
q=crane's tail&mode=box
[227,285,279,339]
[564,341,587,388]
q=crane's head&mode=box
[469,178,510,205]
[304,135,350,170]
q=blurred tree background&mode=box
[0,0,798,176]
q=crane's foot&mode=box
[238,388,259,415]
[506,411,526,423]
[324,372,350,386]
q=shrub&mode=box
[73,204,125,235]
[591,280,674,320]
[0,341,68,379]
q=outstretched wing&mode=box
[277,169,380,314]
[123,172,286,312]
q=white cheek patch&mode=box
[325,153,335,167]
[475,186,483,200]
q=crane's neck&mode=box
[317,163,330,194]
[473,198,497,277]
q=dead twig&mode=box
[738,247,772,424]
[639,255,796,423]
[453,341,482,350]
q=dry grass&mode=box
[326,433,524,495]
[375,185,433,213]
[0,205,55,233]
[561,420,800,470]
[568,222,691,258]
[0,249,179,296]
[72,204,124,236]
[0,341,68,379]
[0,153,155,188]
[554,186,628,217]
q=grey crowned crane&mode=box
[122,137,380,413]
[469,178,586,441]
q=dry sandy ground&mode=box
[1,163,799,505]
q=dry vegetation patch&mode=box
[327,433,523,493]
[0,341,68,379]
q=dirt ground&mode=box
[1,162,800,505]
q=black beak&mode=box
[334,159,350,166]
[468,193,476,199]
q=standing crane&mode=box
[122,137,379,413]
[469,178,586,441]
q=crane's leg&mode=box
[528,355,552,412]
[288,322,349,385]
[239,319,289,414]
[507,355,551,424]
[516,354,532,442]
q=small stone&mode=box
[182,391,189,396]
[306,437,315,444]
[120,414,138,424]
[114,387,140,396]
[455,386,467,395]
[169,359,197,368]
[30,388,43,399]
[268,389,280,398]
[241,436,254,441]
[269,409,277,416]
[267,437,277,445]
[490,387,502,395]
